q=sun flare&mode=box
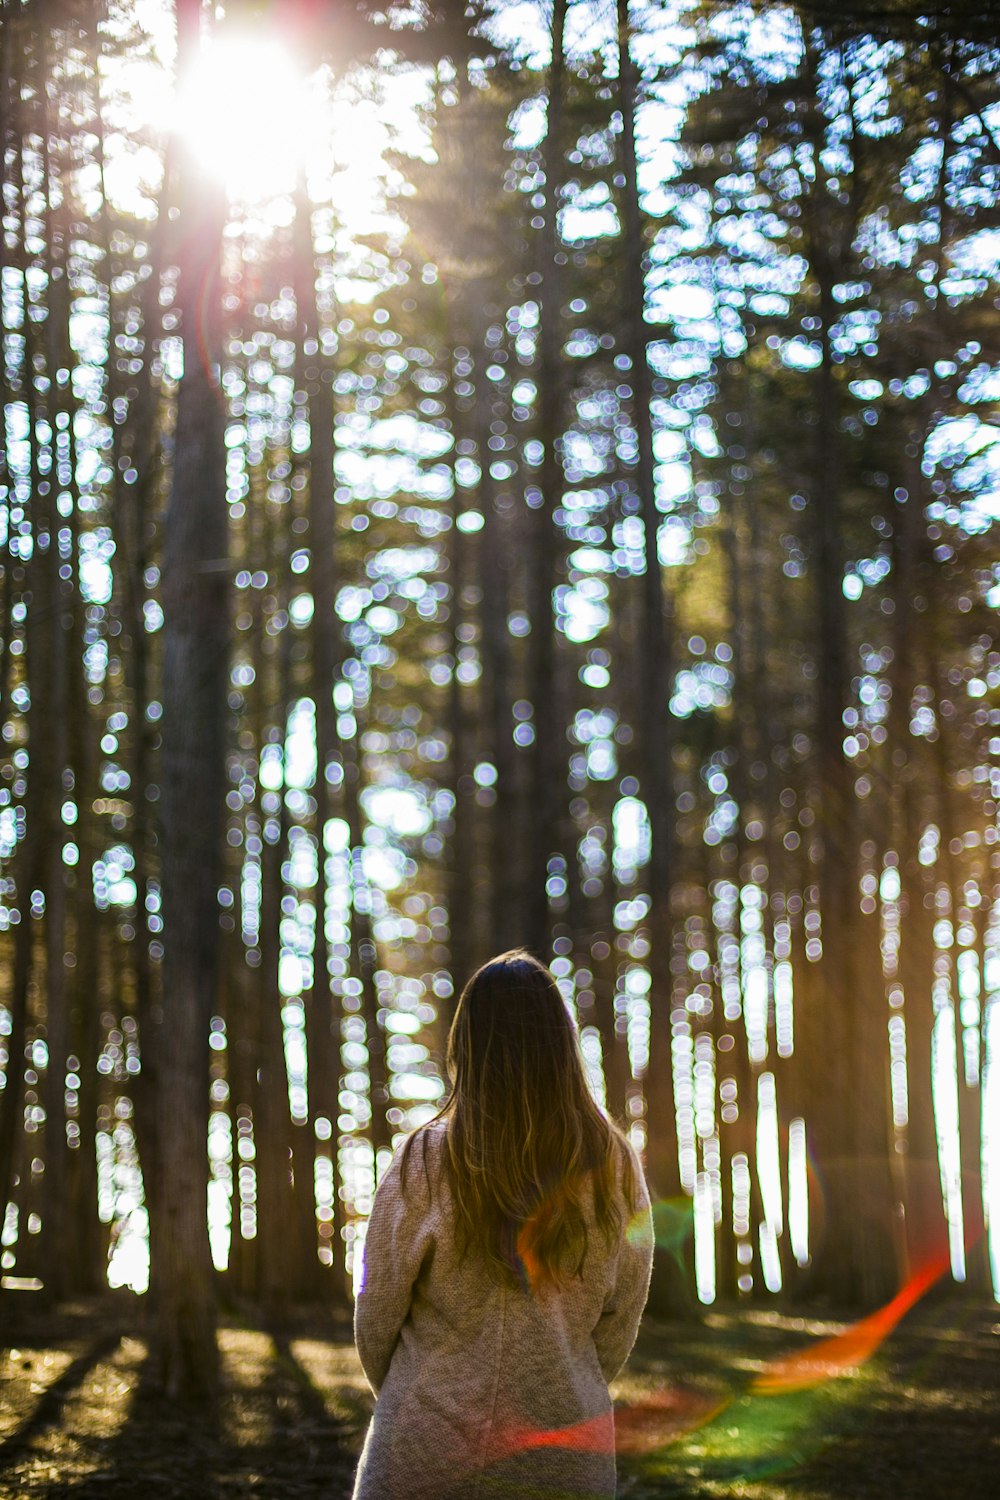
[175,33,324,202]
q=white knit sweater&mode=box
[352,1120,653,1499]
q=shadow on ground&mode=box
[1,1294,997,1498]
[0,1302,364,1498]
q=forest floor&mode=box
[0,1289,996,1499]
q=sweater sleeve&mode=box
[354,1134,436,1395]
[593,1142,654,1384]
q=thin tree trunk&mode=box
[341,717,392,1165]
[477,373,520,954]
[616,0,690,1313]
[91,3,167,1296]
[445,341,477,999]
[67,899,105,1296]
[524,0,568,962]
[887,424,944,1277]
[0,121,45,1278]
[225,930,256,1300]
[37,94,75,1303]
[589,875,628,1121]
[254,725,296,1310]
[293,185,347,1300]
[960,903,989,1288]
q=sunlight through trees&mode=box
[0,0,997,1399]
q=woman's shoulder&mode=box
[603,1123,650,1210]
[395,1117,448,1194]
[408,1116,448,1152]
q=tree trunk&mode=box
[92,7,167,1296]
[445,341,478,1001]
[616,0,690,1314]
[37,98,76,1304]
[0,121,45,1278]
[477,374,520,954]
[254,736,296,1309]
[67,904,105,1297]
[341,720,392,1164]
[959,904,989,1289]
[225,939,257,1300]
[524,0,568,962]
[154,0,228,1401]
[805,217,895,1307]
[887,427,945,1278]
[293,186,349,1298]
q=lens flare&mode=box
[614,1388,731,1457]
[618,1249,956,1486]
[752,1251,950,1395]
[648,1197,694,1257]
[482,1388,725,1464]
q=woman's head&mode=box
[424,949,633,1286]
[446,949,593,1131]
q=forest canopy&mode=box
[0,0,997,1398]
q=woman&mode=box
[352,949,654,1500]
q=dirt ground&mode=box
[0,1291,996,1498]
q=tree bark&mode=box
[616,0,690,1314]
[0,119,44,1280]
[91,2,168,1293]
[26,72,72,1305]
[444,341,478,1001]
[790,39,897,1306]
[524,0,568,962]
[476,370,520,955]
[293,185,348,1299]
[154,0,228,1401]
[254,728,296,1310]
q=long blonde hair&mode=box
[404,949,636,1286]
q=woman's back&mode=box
[353,1119,653,1500]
